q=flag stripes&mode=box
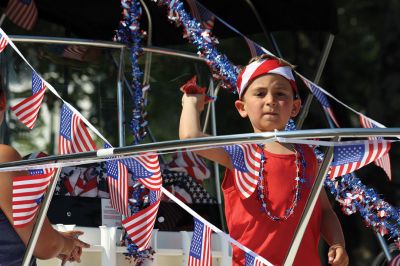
[360,115,392,180]
[330,141,391,179]
[11,71,46,129]
[244,37,268,58]
[188,217,212,266]
[106,159,129,216]
[122,199,161,250]
[224,144,261,199]
[58,104,97,155]
[5,0,38,31]
[389,254,400,266]
[12,172,53,227]
[0,32,9,53]
[63,45,88,61]
[300,77,340,127]
[186,0,215,30]
[122,153,162,190]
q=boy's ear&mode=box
[234,100,248,118]
[291,98,302,117]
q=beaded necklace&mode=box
[256,144,307,221]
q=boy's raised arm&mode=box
[179,93,232,169]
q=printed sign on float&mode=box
[101,198,122,226]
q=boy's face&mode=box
[234,74,301,132]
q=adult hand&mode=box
[328,244,349,266]
[59,230,90,264]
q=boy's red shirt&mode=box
[222,144,322,266]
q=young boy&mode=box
[179,55,349,265]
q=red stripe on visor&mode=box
[236,58,298,99]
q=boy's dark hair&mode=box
[248,54,296,69]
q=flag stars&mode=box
[189,219,205,259]
[60,105,73,139]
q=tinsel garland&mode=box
[286,122,400,248]
[325,174,400,248]
[114,0,153,263]
[115,0,147,144]
[152,0,240,90]
[120,183,155,265]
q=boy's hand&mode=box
[328,244,349,266]
[181,93,206,112]
[180,75,215,112]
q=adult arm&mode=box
[0,144,89,260]
[179,93,232,169]
[319,189,349,266]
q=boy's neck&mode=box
[263,141,296,155]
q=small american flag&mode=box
[121,153,162,190]
[389,253,400,266]
[5,0,38,31]
[149,189,163,205]
[188,218,213,266]
[12,172,53,227]
[301,77,340,127]
[11,71,46,129]
[25,151,55,176]
[106,158,129,216]
[360,115,392,180]
[58,104,97,154]
[329,141,391,179]
[168,150,210,183]
[0,32,9,53]
[223,144,261,199]
[244,37,269,58]
[186,0,215,30]
[63,45,89,61]
[122,197,161,250]
[245,252,265,266]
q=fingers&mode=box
[70,247,82,263]
[62,230,84,238]
[58,255,67,266]
[76,238,90,248]
[328,246,349,266]
[328,247,336,264]
[332,248,349,266]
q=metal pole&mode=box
[22,168,63,266]
[109,51,134,97]
[0,14,7,27]
[139,0,153,86]
[283,137,338,266]
[205,78,225,231]
[117,47,126,147]
[10,36,207,63]
[294,33,392,261]
[285,33,335,264]
[376,232,393,261]
[242,0,283,57]
[202,80,221,133]
[296,34,335,129]
[0,128,399,172]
